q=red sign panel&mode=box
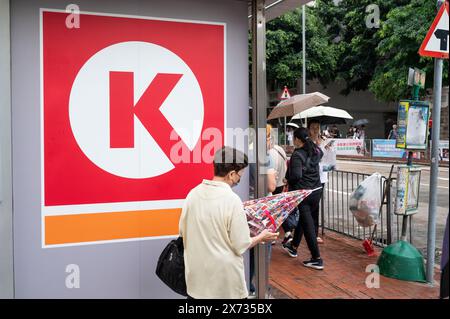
[42,11,225,207]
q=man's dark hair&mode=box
[307,119,320,128]
[213,146,248,177]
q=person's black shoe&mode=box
[282,241,298,258]
[302,258,324,270]
[281,231,293,245]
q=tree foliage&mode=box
[371,0,449,101]
[265,6,340,89]
[264,0,449,102]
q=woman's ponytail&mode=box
[293,127,316,157]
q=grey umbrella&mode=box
[267,92,330,120]
[353,119,369,126]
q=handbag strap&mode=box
[273,145,287,162]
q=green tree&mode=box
[313,0,411,95]
[371,0,449,102]
[265,6,340,89]
[264,0,448,102]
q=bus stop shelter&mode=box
[0,0,308,298]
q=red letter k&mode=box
[110,72,184,157]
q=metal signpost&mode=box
[252,0,269,299]
[378,86,429,283]
[418,0,449,285]
[280,86,291,145]
[302,5,306,95]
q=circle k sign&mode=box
[70,41,204,179]
[41,10,225,246]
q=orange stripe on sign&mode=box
[45,208,182,245]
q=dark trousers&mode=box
[311,199,319,238]
[311,183,325,237]
[441,261,449,299]
[292,188,323,260]
[249,248,255,293]
[281,219,292,234]
[281,208,298,234]
[249,245,272,294]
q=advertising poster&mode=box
[372,139,406,158]
[440,140,449,161]
[332,139,365,157]
[396,100,430,150]
[396,101,408,149]
[395,165,421,215]
[321,139,337,171]
[406,102,430,150]
[407,169,421,210]
[429,140,449,161]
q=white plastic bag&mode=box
[321,140,337,172]
[349,173,382,227]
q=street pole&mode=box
[302,5,306,94]
[251,0,268,299]
[402,85,419,242]
[426,56,443,285]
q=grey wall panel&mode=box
[0,0,14,299]
[11,0,249,298]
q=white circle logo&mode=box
[69,41,204,179]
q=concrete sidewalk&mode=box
[269,231,441,299]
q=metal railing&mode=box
[281,139,449,164]
[321,170,413,247]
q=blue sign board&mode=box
[372,139,406,158]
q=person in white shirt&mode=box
[287,129,294,146]
[179,146,278,299]
[268,126,287,195]
[308,119,326,244]
[286,123,299,146]
[322,125,332,138]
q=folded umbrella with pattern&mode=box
[243,189,320,236]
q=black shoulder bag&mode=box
[155,236,187,296]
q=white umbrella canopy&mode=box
[267,92,330,120]
[286,122,300,128]
[292,105,353,123]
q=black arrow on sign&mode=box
[434,28,449,51]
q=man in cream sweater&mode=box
[179,146,278,299]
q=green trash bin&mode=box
[377,240,426,283]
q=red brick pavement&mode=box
[269,231,441,299]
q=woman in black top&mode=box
[283,127,324,270]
